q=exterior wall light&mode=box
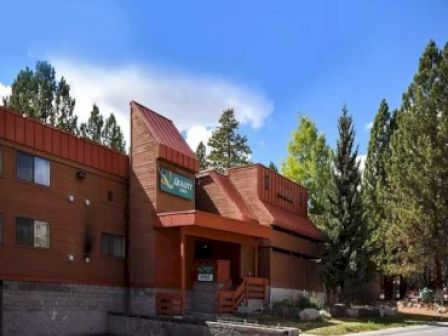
[68,195,75,203]
[85,199,91,207]
[76,170,87,180]
[85,256,91,264]
[67,254,75,262]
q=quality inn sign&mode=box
[160,168,195,200]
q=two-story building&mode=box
[0,101,323,336]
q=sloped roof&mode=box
[198,170,257,222]
[262,202,322,241]
[131,101,198,172]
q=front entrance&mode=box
[194,239,241,286]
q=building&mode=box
[0,101,323,336]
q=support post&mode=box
[254,241,259,277]
[180,229,186,315]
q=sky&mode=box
[0,0,447,167]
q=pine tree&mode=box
[102,113,126,153]
[195,141,208,170]
[362,99,393,268]
[385,41,448,290]
[80,104,104,143]
[54,77,78,133]
[268,161,278,172]
[321,106,373,303]
[207,109,252,168]
[4,60,78,132]
[281,116,331,219]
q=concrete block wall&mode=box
[2,280,126,336]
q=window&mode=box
[101,233,125,258]
[107,191,114,202]
[16,152,50,186]
[0,213,3,244]
[16,217,50,248]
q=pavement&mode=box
[302,323,448,336]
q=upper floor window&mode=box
[16,217,50,248]
[101,232,125,258]
[107,191,114,202]
[16,151,51,186]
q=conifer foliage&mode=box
[321,106,373,303]
[384,41,448,288]
[195,141,208,170]
[362,99,393,267]
[207,109,252,168]
[4,61,78,133]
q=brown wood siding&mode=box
[258,165,307,217]
[270,250,323,292]
[129,107,158,287]
[0,142,127,286]
[270,230,321,258]
[195,176,241,219]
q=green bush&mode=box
[296,292,325,310]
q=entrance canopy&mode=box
[156,210,271,239]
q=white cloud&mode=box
[364,121,373,131]
[185,126,212,154]
[357,154,367,172]
[0,83,11,102]
[51,58,274,149]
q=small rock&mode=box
[298,308,320,321]
[319,309,332,319]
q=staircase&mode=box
[189,281,223,314]
[218,277,269,314]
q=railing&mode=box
[218,277,269,314]
[155,292,183,316]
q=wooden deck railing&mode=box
[155,292,183,316]
[218,277,269,314]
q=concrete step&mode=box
[190,301,217,313]
[192,281,223,292]
[191,291,217,303]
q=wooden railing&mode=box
[218,277,269,314]
[156,292,183,316]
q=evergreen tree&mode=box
[362,99,393,268]
[102,113,126,153]
[281,116,331,219]
[4,60,78,132]
[207,109,252,168]
[385,41,448,289]
[80,104,104,143]
[321,106,372,303]
[54,77,78,133]
[195,141,208,170]
[268,161,278,172]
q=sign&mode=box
[197,264,214,282]
[160,168,195,200]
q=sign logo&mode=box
[197,264,214,282]
[160,168,195,200]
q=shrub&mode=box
[296,292,325,310]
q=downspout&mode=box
[124,179,131,313]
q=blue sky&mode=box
[1,1,447,166]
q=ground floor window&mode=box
[16,217,50,248]
[101,232,125,258]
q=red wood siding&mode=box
[0,107,128,178]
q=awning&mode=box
[156,210,271,239]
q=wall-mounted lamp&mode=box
[76,170,87,180]
[67,254,75,263]
[85,199,91,207]
[68,195,75,203]
[85,256,91,264]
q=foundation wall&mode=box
[2,280,126,336]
